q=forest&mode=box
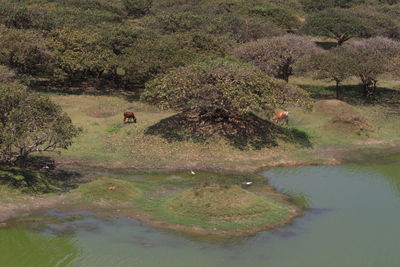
[1,0,400,164]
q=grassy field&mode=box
[47,78,400,172]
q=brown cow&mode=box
[123,111,137,123]
[271,110,289,125]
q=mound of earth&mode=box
[314,99,361,117]
[314,100,373,135]
[145,111,310,149]
[165,184,276,223]
[76,178,141,202]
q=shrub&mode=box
[233,34,321,82]
[0,27,53,75]
[343,37,400,96]
[142,58,311,116]
[0,84,81,164]
[247,5,301,32]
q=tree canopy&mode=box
[302,7,400,45]
[343,37,400,95]
[301,48,353,99]
[233,34,321,82]
[142,59,311,116]
[0,83,81,164]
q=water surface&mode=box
[1,161,400,267]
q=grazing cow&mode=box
[123,111,137,123]
[271,110,289,125]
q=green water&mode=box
[1,161,400,267]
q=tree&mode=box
[220,14,282,43]
[302,8,371,45]
[0,26,53,75]
[301,48,352,99]
[50,28,115,82]
[233,34,321,82]
[302,7,400,45]
[247,5,301,32]
[344,37,400,96]
[0,84,81,164]
[118,32,227,87]
[141,58,310,118]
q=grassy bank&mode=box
[60,171,301,237]
[47,81,400,172]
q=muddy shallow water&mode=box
[1,158,400,267]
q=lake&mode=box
[1,159,400,267]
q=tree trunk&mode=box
[335,80,340,99]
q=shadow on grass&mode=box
[0,156,82,193]
[299,84,400,108]
[144,112,312,150]
[315,41,338,50]
[30,79,143,102]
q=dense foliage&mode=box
[0,0,399,150]
[233,34,321,82]
[302,8,400,45]
[301,47,353,99]
[142,59,311,116]
[343,37,400,96]
[0,0,398,89]
[0,83,80,164]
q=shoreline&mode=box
[1,143,399,236]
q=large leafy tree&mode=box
[50,28,115,82]
[301,48,353,99]
[141,59,311,148]
[233,34,320,82]
[302,8,370,45]
[141,59,310,117]
[0,84,81,164]
[302,7,400,45]
[343,37,400,96]
[0,26,53,75]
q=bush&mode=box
[0,26,53,75]
[220,13,282,43]
[247,5,301,32]
[233,34,321,82]
[0,84,81,164]
[343,37,400,96]
[142,58,310,115]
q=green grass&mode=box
[99,171,296,231]
[73,177,142,203]
[163,184,288,230]
[0,166,59,193]
[0,184,23,203]
[42,77,400,172]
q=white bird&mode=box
[191,170,196,175]
[242,181,253,185]
[42,165,50,169]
